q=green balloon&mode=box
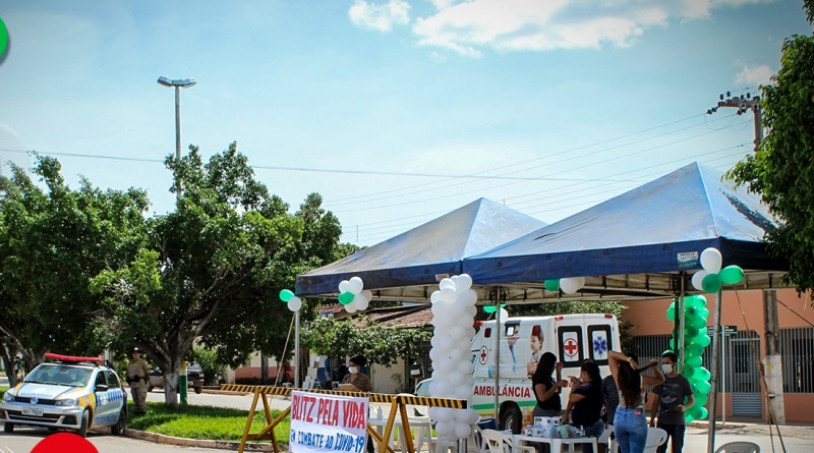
[685,295,704,309]
[702,273,722,293]
[720,265,745,285]
[696,334,711,347]
[696,406,709,420]
[338,291,355,305]
[694,366,711,382]
[669,338,677,350]
[684,413,695,423]
[685,326,701,338]
[666,304,676,321]
[544,279,560,291]
[686,343,703,358]
[695,295,708,307]
[695,392,708,407]
[698,307,710,319]
[688,315,707,329]
[696,380,711,394]
[686,355,702,368]
[683,365,697,380]
[279,289,295,302]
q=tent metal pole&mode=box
[494,292,500,421]
[706,289,722,453]
[678,272,685,373]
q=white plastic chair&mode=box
[714,441,760,453]
[480,429,535,453]
[643,427,668,453]
[597,424,614,452]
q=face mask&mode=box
[661,364,673,374]
[349,367,358,374]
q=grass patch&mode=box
[0,386,8,397]
[127,401,290,443]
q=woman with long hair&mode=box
[563,361,604,453]
[532,352,568,418]
[608,351,665,453]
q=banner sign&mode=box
[289,390,369,453]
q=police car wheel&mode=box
[77,410,90,437]
[112,408,127,435]
[3,422,13,433]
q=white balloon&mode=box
[429,348,441,363]
[355,293,370,311]
[560,277,584,294]
[700,247,723,273]
[450,325,469,341]
[344,302,358,313]
[499,308,510,322]
[439,278,456,291]
[361,289,373,300]
[454,423,471,439]
[466,305,478,318]
[436,421,454,437]
[458,289,478,306]
[448,371,465,386]
[466,409,480,424]
[287,297,302,311]
[348,276,364,294]
[428,407,440,420]
[455,274,473,291]
[692,270,708,291]
[440,288,457,303]
[430,291,444,304]
[338,279,350,293]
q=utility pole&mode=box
[707,91,763,151]
[707,92,785,431]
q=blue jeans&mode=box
[575,418,604,453]
[614,407,647,453]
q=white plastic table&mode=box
[513,433,598,453]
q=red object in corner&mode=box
[31,432,98,453]
[44,352,103,363]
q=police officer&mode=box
[127,347,151,415]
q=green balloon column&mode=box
[666,294,711,423]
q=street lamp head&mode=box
[156,76,196,88]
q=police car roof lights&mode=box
[44,352,104,366]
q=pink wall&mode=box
[623,288,814,423]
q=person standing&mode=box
[341,356,373,453]
[127,347,151,415]
[599,373,620,453]
[650,352,694,453]
[608,351,664,453]
[531,352,567,453]
[563,361,604,453]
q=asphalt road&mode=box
[0,427,220,452]
[4,391,814,452]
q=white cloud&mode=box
[349,0,411,32]
[735,64,774,86]
[404,0,774,56]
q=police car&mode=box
[1,353,127,437]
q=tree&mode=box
[0,157,149,385]
[727,1,814,293]
[90,143,342,406]
[301,315,433,368]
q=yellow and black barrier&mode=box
[219,384,467,453]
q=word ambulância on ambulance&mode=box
[468,313,619,433]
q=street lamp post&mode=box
[157,76,196,195]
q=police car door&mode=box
[92,370,116,425]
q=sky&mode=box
[0,0,810,248]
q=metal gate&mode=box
[728,336,762,417]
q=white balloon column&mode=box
[337,276,373,313]
[428,274,480,441]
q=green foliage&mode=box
[189,348,227,385]
[126,401,289,442]
[0,156,149,373]
[301,316,432,367]
[727,13,814,293]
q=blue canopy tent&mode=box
[295,198,546,299]
[463,162,787,294]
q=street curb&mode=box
[125,428,278,451]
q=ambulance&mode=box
[470,313,620,433]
